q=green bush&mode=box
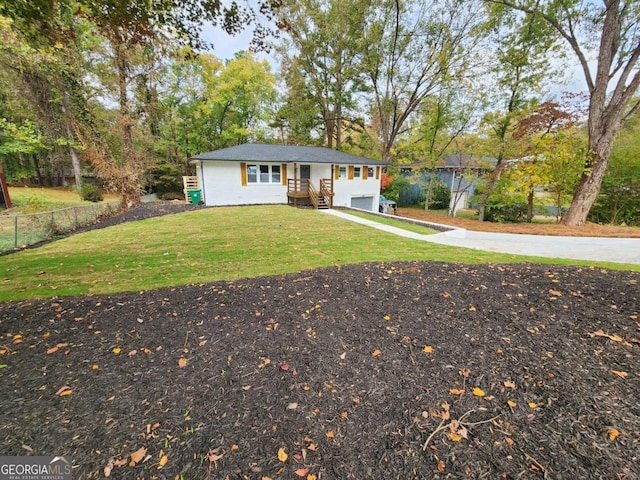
[485,201,527,223]
[81,183,104,203]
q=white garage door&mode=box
[350,196,374,211]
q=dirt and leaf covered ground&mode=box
[397,208,640,238]
[0,203,638,479]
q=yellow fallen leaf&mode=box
[449,389,464,396]
[129,446,147,467]
[449,432,462,442]
[423,345,433,354]
[372,349,382,357]
[307,474,317,480]
[469,306,477,311]
[383,315,390,320]
[158,455,168,467]
[112,347,121,355]
[326,431,335,438]
[612,370,628,379]
[507,400,517,408]
[230,444,239,452]
[528,402,538,409]
[472,387,485,397]
[277,447,288,463]
[91,364,99,370]
[178,357,188,368]
[607,428,620,441]
[59,389,73,397]
[47,346,60,354]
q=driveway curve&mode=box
[322,209,640,265]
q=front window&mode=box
[368,167,374,178]
[247,164,281,184]
[339,167,347,178]
[354,167,361,178]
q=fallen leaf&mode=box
[612,370,628,379]
[230,444,239,452]
[469,306,477,311]
[280,363,289,371]
[295,468,309,477]
[91,364,99,370]
[423,345,433,354]
[449,389,464,396]
[287,402,298,410]
[504,380,516,388]
[112,347,121,355]
[383,315,391,320]
[507,400,517,408]
[308,443,318,451]
[129,446,147,467]
[178,357,188,368]
[59,389,73,397]
[372,349,382,357]
[505,437,514,446]
[437,459,445,472]
[326,431,335,439]
[548,289,562,297]
[307,475,317,480]
[449,432,462,442]
[277,447,288,463]
[158,455,168,467]
[528,402,539,409]
[472,387,485,397]
[55,386,72,396]
[607,428,620,441]
[128,350,137,357]
[339,352,346,360]
[47,346,60,354]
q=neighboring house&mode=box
[190,143,388,211]
[400,154,497,213]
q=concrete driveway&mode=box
[322,209,640,265]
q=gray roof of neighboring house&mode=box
[191,143,388,166]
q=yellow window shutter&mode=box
[348,165,354,180]
[376,166,380,179]
[363,166,369,179]
[334,165,340,180]
[240,162,247,186]
[282,163,287,185]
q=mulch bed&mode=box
[0,203,639,479]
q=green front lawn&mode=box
[1,205,637,302]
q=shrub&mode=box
[159,191,185,201]
[485,201,527,223]
[81,183,104,203]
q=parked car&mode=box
[379,194,397,214]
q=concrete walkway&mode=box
[321,209,640,265]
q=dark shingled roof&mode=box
[191,143,388,166]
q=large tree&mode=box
[361,0,484,163]
[276,0,370,149]
[488,0,640,226]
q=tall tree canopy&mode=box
[487,0,640,225]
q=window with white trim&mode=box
[339,166,347,178]
[368,167,374,178]
[247,164,281,184]
[354,166,361,178]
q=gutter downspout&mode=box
[199,161,206,205]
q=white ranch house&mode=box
[189,143,388,211]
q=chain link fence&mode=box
[0,200,123,252]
